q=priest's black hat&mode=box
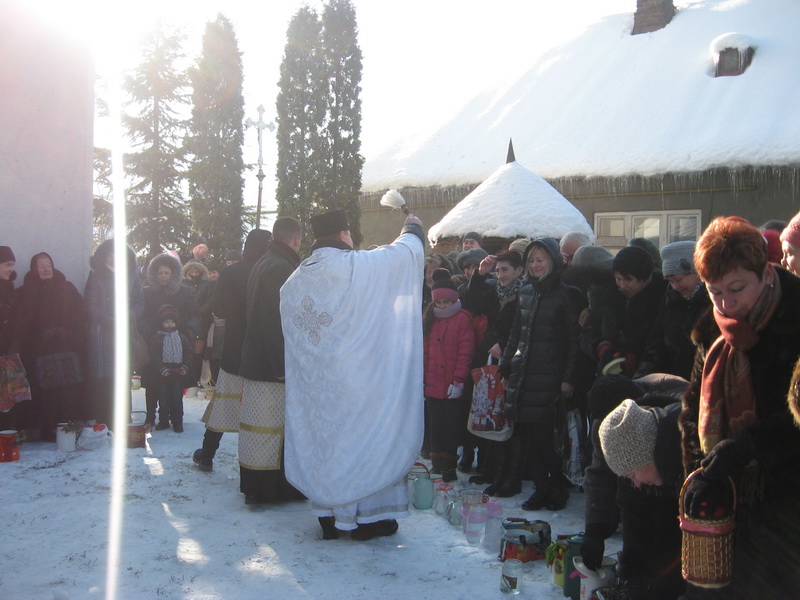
[311,210,350,238]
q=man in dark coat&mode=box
[192,229,272,471]
[634,241,710,381]
[236,217,305,504]
[582,381,688,600]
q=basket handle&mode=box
[679,468,737,517]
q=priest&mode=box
[280,209,425,540]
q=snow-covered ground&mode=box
[1,390,621,600]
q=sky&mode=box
[21,0,641,225]
[1,390,623,600]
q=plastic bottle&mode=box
[481,499,504,553]
[465,503,488,544]
[563,534,585,600]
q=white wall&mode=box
[0,4,94,293]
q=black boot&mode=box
[494,436,524,498]
[318,517,339,540]
[193,449,212,471]
[440,453,459,483]
[484,441,509,496]
[545,480,570,511]
[522,480,551,511]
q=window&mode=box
[716,47,754,77]
[594,210,701,252]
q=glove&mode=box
[700,437,754,480]
[683,471,734,519]
[447,382,464,399]
[581,523,614,570]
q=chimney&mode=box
[632,0,676,35]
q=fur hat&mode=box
[599,399,658,476]
[430,268,459,302]
[612,246,653,281]
[660,241,696,277]
[311,210,349,238]
[780,211,800,248]
[462,231,483,247]
[509,238,531,255]
[457,248,488,271]
[0,246,15,264]
[563,245,614,287]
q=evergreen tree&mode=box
[186,14,246,261]
[124,22,190,260]
[275,6,327,255]
[275,1,364,253]
[93,82,113,245]
[320,0,364,246]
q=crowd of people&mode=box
[3,208,800,598]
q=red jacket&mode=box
[423,309,476,399]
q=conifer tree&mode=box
[275,6,327,254]
[186,14,245,261]
[320,0,364,246]
[124,22,190,260]
[93,83,113,245]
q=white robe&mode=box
[280,230,424,510]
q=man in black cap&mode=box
[281,208,426,541]
[462,231,483,252]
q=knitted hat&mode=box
[462,231,483,247]
[612,246,653,281]
[628,238,662,267]
[158,304,179,326]
[430,268,459,302]
[311,209,349,238]
[660,241,696,277]
[0,246,15,263]
[599,399,658,476]
[762,230,783,264]
[457,248,488,271]
[509,238,531,255]
[780,211,800,248]
[224,249,242,262]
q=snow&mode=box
[362,0,800,192]
[427,161,595,245]
[0,390,620,600]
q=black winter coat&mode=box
[141,253,200,342]
[211,260,256,376]
[499,239,581,422]
[239,241,300,382]
[464,271,519,362]
[0,278,15,356]
[634,284,710,380]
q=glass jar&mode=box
[501,558,522,594]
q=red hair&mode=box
[695,217,767,282]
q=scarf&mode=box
[433,300,462,319]
[699,272,780,502]
[160,329,183,364]
[496,276,523,305]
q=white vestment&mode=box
[280,230,424,512]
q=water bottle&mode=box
[465,503,487,544]
[482,499,504,553]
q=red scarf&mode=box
[698,274,780,455]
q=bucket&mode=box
[56,426,77,452]
[0,430,20,462]
[573,556,617,600]
[127,411,148,449]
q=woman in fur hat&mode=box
[13,252,88,438]
[680,217,800,599]
[141,252,200,427]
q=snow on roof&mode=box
[426,160,594,244]
[363,0,800,192]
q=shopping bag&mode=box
[0,354,32,412]
[467,360,512,441]
[556,404,586,486]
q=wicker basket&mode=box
[679,468,736,589]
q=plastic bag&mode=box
[77,424,113,450]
